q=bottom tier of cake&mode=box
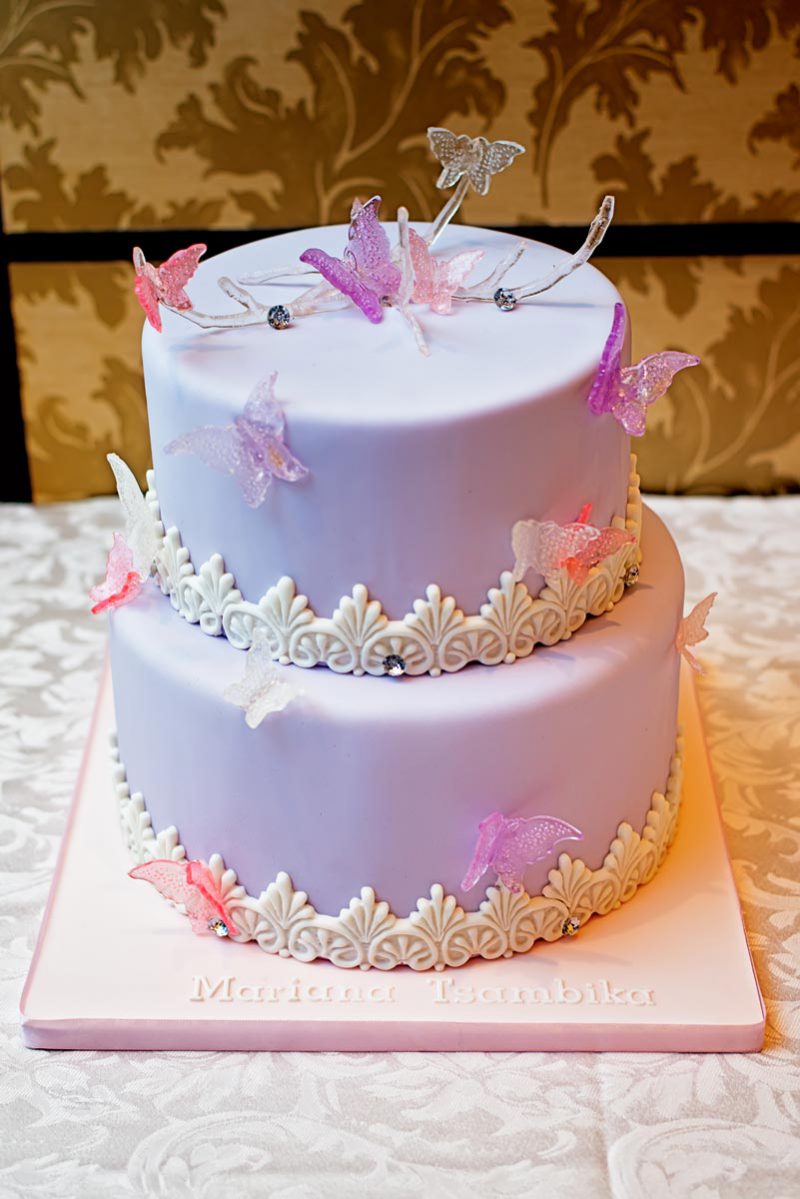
[109,506,684,970]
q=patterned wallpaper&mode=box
[2,0,798,500]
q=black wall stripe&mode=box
[4,221,799,264]
[0,201,32,503]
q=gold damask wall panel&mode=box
[10,263,149,502]
[2,0,798,499]
[2,1,798,228]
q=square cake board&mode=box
[20,662,765,1053]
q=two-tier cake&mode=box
[96,129,706,971]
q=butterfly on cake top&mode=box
[131,126,617,356]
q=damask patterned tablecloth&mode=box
[1,496,798,1198]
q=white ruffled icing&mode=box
[142,455,642,677]
[113,727,682,971]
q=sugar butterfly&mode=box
[165,372,308,509]
[299,196,401,323]
[587,303,699,436]
[133,243,206,332]
[676,592,717,672]
[223,631,302,728]
[129,858,235,937]
[462,812,583,893]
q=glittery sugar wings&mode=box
[676,592,717,672]
[588,302,700,436]
[107,453,162,578]
[133,243,206,332]
[89,532,143,614]
[427,128,525,196]
[129,859,233,936]
[408,228,483,314]
[299,197,402,324]
[164,372,308,509]
[511,504,633,584]
[224,631,302,728]
[462,813,583,892]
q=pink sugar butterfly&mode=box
[133,243,206,332]
[512,502,634,584]
[299,196,401,324]
[676,592,717,672]
[165,372,308,509]
[462,812,583,893]
[129,859,235,937]
[89,532,143,614]
[588,302,699,436]
[408,228,483,314]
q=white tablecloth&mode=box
[1,496,798,1198]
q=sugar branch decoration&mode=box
[131,126,615,353]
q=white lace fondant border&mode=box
[143,456,642,676]
[113,728,682,971]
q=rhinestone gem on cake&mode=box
[383,654,406,677]
[208,918,229,937]
[267,304,292,330]
[624,563,640,587]
[561,915,581,937]
[493,287,517,312]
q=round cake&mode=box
[105,209,690,970]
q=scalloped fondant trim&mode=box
[142,455,642,676]
[113,727,682,971]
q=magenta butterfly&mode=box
[299,196,401,324]
[408,228,483,314]
[129,858,235,937]
[512,502,634,585]
[588,303,699,436]
[462,812,583,893]
[676,592,717,672]
[89,532,143,615]
[165,372,308,509]
[133,243,206,332]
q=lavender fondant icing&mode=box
[109,506,682,917]
[143,224,631,617]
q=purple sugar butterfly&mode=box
[299,196,402,324]
[462,812,583,893]
[165,372,308,508]
[588,303,699,436]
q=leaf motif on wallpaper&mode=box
[26,358,149,503]
[592,131,800,315]
[6,140,225,232]
[5,142,225,324]
[0,0,224,133]
[749,84,800,169]
[156,0,511,226]
[526,0,798,208]
[635,266,800,494]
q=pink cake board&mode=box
[21,662,765,1053]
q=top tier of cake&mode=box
[143,223,629,618]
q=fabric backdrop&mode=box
[1,0,799,501]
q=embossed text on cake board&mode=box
[189,976,655,1007]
